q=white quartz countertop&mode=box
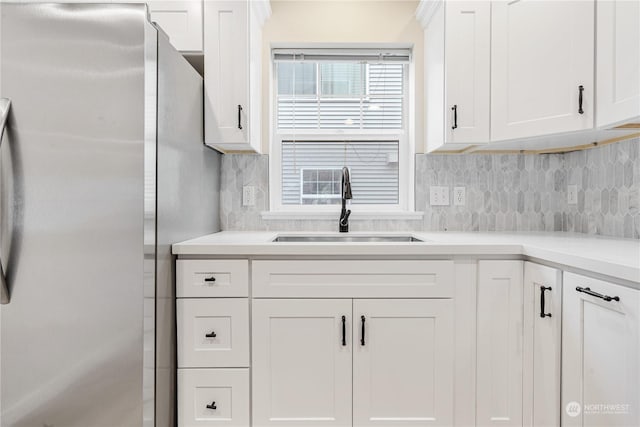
[173,231,640,284]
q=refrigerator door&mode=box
[0,4,154,426]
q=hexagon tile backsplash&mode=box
[220,137,640,239]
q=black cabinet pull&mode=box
[576,286,620,302]
[451,105,458,129]
[205,331,217,338]
[204,276,216,282]
[341,316,346,346]
[540,286,552,318]
[360,315,366,346]
[238,104,243,129]
[578,85,584,114]
[206,401,217,410]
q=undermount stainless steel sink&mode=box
[272,235,424,243]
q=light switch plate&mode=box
[242,185,256,207]
[567,184,578,205]
[429,186,450,206]
[453,187,466,206]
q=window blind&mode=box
[282,141,399,205]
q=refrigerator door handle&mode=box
[0,98,11,304]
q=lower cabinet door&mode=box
[476,260,524,427]
[352,299,454,426]
[523,262,562,427]
[562,272,640,427]
[252,299,352,426]
[177,368,250,427]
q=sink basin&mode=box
[272,235,424,243]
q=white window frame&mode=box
[268,46,415,214]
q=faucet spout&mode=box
[341,167,352,200]
[339,167,352,233]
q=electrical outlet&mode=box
[454,187,466,206]
[242,185,256,207]
[567,184,578,205]
[429,186,450,206]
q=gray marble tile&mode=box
[219,137,640,239]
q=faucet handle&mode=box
[340,209,351,226]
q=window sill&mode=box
[260,211,424,221]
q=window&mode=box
[270,48,414,213]
[299,168,342,204]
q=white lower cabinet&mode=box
[251,298,454,427]
[562,272,640,427]
[176,257,639,427]
[252,299,353,427]
[523,262,562,427]
[177,298,249,368]
[177,368,250,427]
[476,260,524,426]
[353,299,454,426]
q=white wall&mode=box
[261,0,424,152]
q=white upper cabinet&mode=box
[596,0,640,128]
[147,1,203,51]
[562,273,640,427]
[420,0,491,152]
[204,0,270,153]
[110,1,203,52]
[491,0,594,141]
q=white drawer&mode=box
[177,299,249,368]
[252,260,455,298]
[178,368,249,427]
[177,260,248,298]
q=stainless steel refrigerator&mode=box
[0,3,221,426]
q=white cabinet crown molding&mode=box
[416,0,442,28]
[252,0,272,26]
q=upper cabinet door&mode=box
[445,1,491,144]
[352,299,454,427]
[204,0,268,153]
[596,0,640,128]
[423,0,490,152]
[252,299,352,427]
[476,260,524,427]
[147,0,203,51]
[562,273,640,427]
[204,0,250,149]
[491,0,594,141]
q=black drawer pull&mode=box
[540,286,552,318]
[576,286,619,302]
[360,315,366,346]
[238,104,243,129]
[451,105,458,129]
[206,401,217,410]
[341,316,346,346]
[205,331,217,338]
[204,276,216,282]
[578,85,584,115]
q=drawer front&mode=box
[177,299,249,368]
[252,260,455,298]
[177,260,248,298]
[178,368,249,427]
